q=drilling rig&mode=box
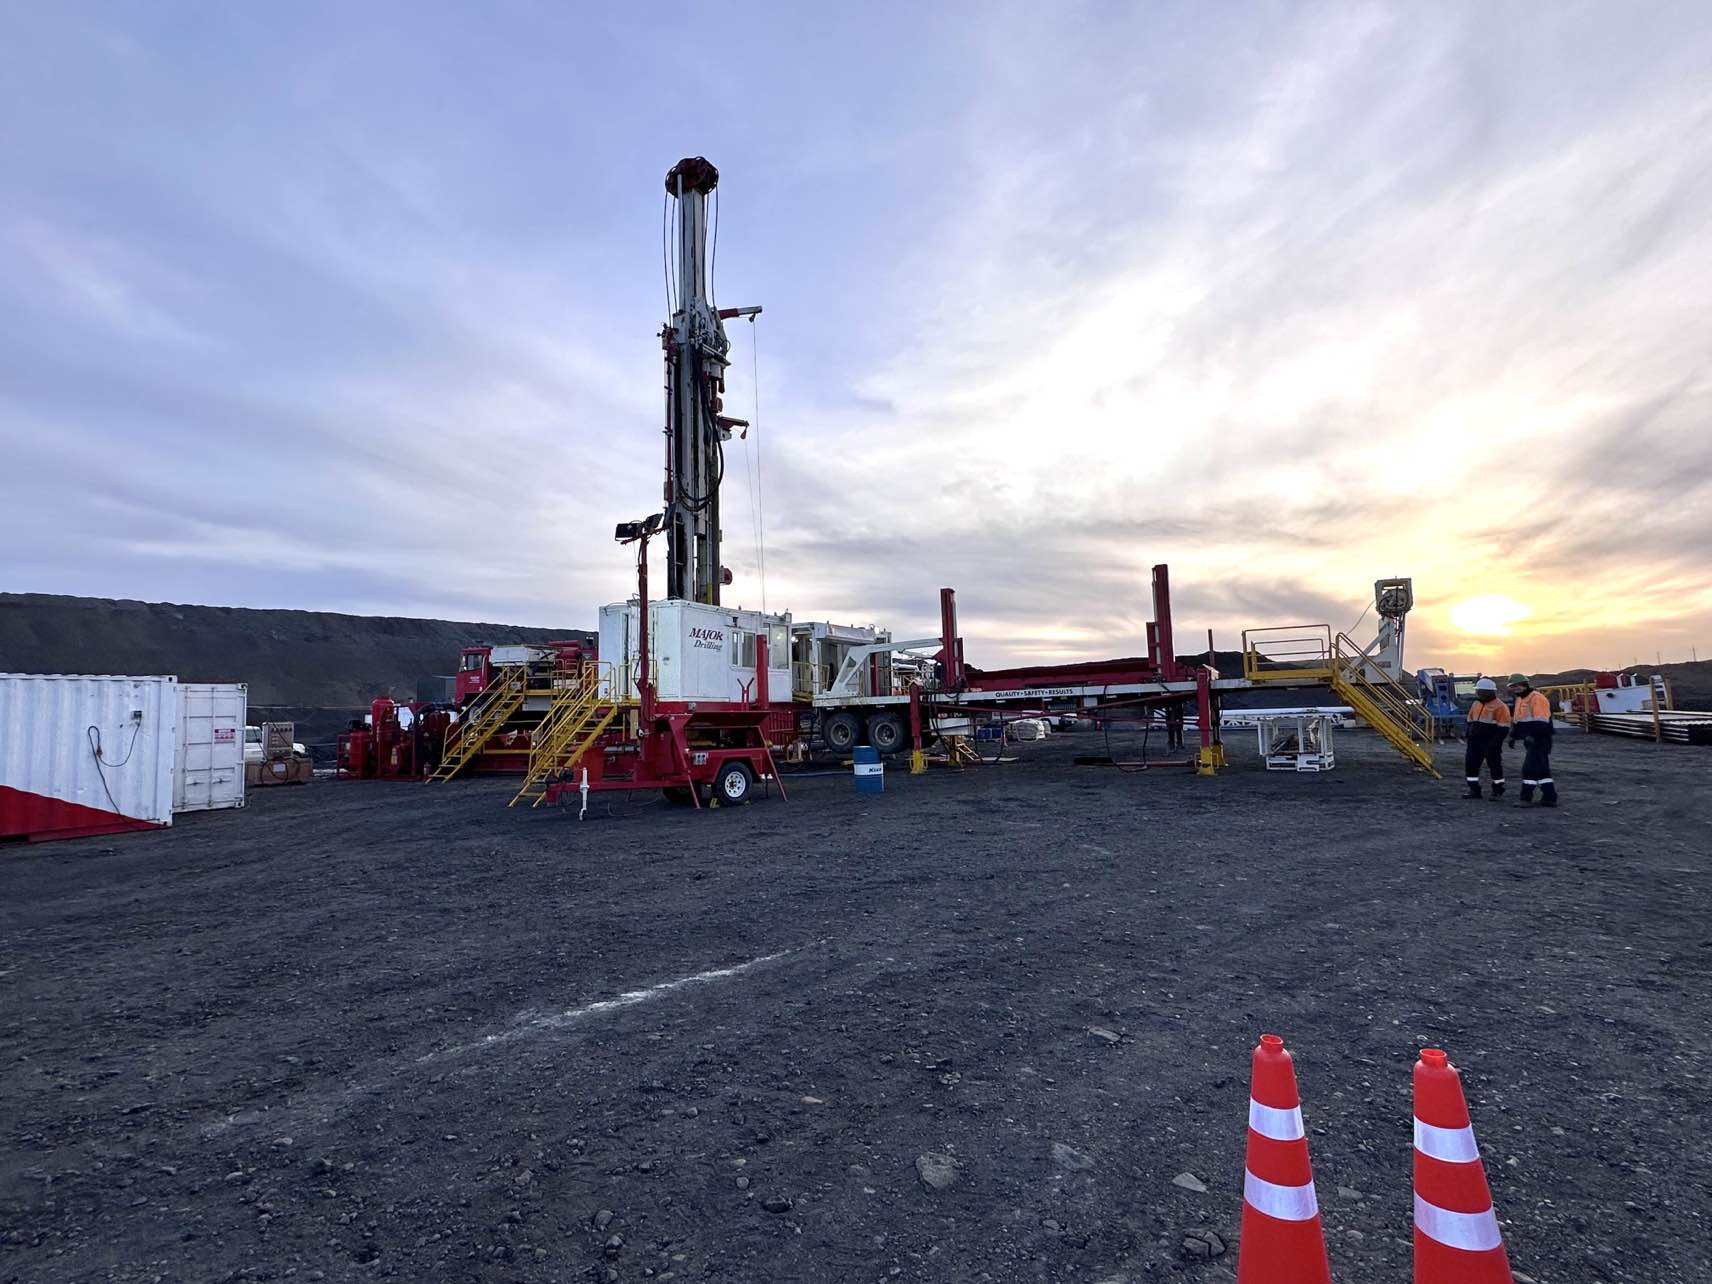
[661,156,760,605]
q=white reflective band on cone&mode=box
[1413,1117,1480,1163]
[1243,1170,1319,1221]
[1248,1099,1305,1141]
[1414,1194,1502,1251]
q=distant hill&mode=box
[0,593,586,707]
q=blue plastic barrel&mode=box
[853,745,883,793]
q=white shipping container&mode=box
[174,682,247,812]
[0,673,177,842]
[599,600,791,704]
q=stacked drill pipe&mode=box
[1587,711,1712,744]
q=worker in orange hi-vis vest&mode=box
[1461,677,1511,800]
[1507,673,1557,807]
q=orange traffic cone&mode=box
[1237,1034,1334,1284]
[1413,1048,1513,1283]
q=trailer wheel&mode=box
[715,761,753,806]
[823,711,861,754]
[867,711,906,755]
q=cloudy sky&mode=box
[3,2,1709,672]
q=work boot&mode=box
[1462,782,1482,800]
[1490,782,1505,800]
[1541,781,1558,807]
[1519,785,1535,805]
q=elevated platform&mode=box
[1241,625,1439,777]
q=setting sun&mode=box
[1451,594,1531,637]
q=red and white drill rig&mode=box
[416,157,1440,810]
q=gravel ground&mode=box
[2,728,1708,1283]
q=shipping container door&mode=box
[174,683,247,812]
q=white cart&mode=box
[1254,713,1337,772]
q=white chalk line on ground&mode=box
[201,942,817,1138]
[422,944,811,1062]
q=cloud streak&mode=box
[2,2,1709,671]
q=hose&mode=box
[86,722,141,813]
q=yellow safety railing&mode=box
[510,663,628,808]
[1241,625,1335,683]
[1537,682,1595,732]
[426,664,529,782]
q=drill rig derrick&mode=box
[661,156,761,605]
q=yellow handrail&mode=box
[427,664,529,782]
[510,664,629,807]
[1328,632,1437,775]
[1241,625,1333,680]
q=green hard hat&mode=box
[1507,672,1529,687]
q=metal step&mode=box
[426,665,529,782]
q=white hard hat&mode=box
[1474,677,1498,693]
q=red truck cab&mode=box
[455,640,596,706]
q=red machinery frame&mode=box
[544,516,787,810]
[897,565,1223,773]
[336,698,454,780]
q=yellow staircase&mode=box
[1327,633,1438,777]
[1241,626,1440,778]
[427,664,529,782]
[509,666,624,808]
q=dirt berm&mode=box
[0,593,585,706]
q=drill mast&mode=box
[661,156,758,605]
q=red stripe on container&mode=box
[0,784,160,843]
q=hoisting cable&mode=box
[1347,597,1373,641]
[741,336,763,606]
[662,192,674,316]
[672,381,727,509]
[749,312,768,613]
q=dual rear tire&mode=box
[821,710,908,756]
